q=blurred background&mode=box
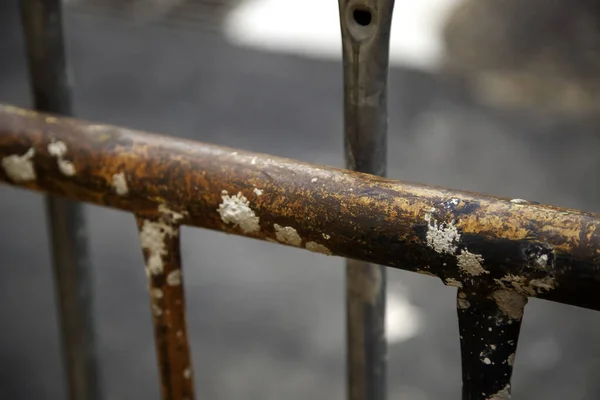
[2,0,600,398]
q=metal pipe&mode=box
[17,3,101,400]
[2,105,599,312]
[338,1,395,398]
[135,213,195,400]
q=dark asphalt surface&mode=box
[3,2,600,399]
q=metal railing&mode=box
[2,1,600,400]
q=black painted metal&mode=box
[18,1,102,399]
[458,289,526,400]
[338,1,395,399]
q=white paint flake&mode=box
[152,288,164,298]
[48,140,68,157]
[158,204,186,222]
[138,220,178,276]
[457,249,489,276]
[482,357,491,365]
[510,198,528,204]
[112,172,129,195]
[253,188,263,196]
[1,148,36,182]
[311,177,318,183]
[251,156,257,165]
[183,368,191,379]
[445,278,463,288]
[48,140,75,176]
[167,270,182,286]
[217,190,260,233]
[274,224,302,246]
[425,212,460,254]
[322,233,331,240]
[305,241,332,255]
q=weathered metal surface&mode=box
[457,289,526,400]
[135,211,195,400]
[338,1,395,399]
[17,2,101,400]
[2,105,600,312]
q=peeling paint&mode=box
[482,357,491,365]
[112,172,129,195]
[152,288,164,298]
[48,140,75,176]
[490,290,527,320]
[507,353,515,366]
[457,249,488,276]
[496,274,556,297]
[48,139,68,157]
[306,241,332,255]
[322,233,331,240]
[139,219,178,275]
[443,198,460,209]
[167,269,182,286]
[217,190,260,233]
[253,188,263,196]
[457,297,470,309]
[425,213,460,254]
[158,204,186,222]
[311,177,318,183]
[1,148,36,182]
[445,278,463,288]
[274,224,302,246]
[488,385,510,400]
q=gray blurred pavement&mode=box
[3,2,600,399]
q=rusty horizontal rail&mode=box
[2,104,600,313]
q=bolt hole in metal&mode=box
[347,5,376,41]
[353,7,372,26]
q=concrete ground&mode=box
[2,1,600,399]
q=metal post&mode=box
[18,2,101,400]
[338,1,395,399]
[135,211,195,400]
[457,289,526,399]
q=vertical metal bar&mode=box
[338,1,395,399]
[136,210,195,400]
[457,289,527,400]
[18,2,102,400]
